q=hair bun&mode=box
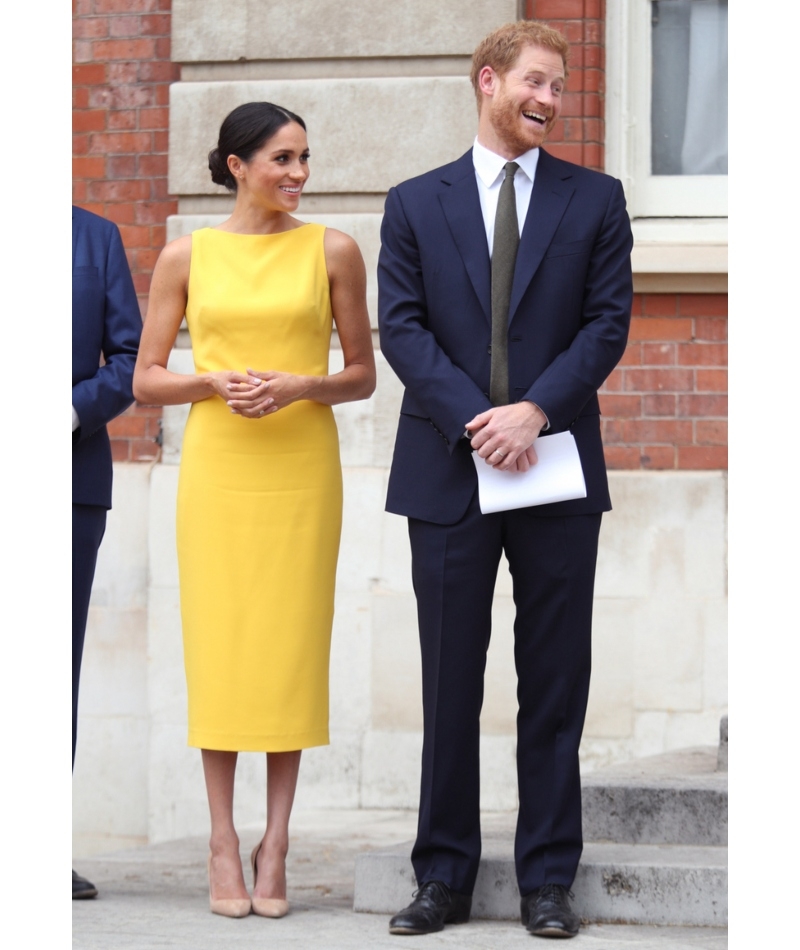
[208,148,233,188]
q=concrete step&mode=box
[582,746,728,846]
[354,838,727,927]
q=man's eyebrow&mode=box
[523,68,565,80]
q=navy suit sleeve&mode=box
[72,221,141,442]
[378,187,491,451]
[522,179,633,430]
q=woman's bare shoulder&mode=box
[159,233,193,266]
[322,227,364,269]
[152,233,193,285]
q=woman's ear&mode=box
[227,154,243,182]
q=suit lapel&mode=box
[439,152,491,325]
[509,150,575,324]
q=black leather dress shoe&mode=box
[73,869,98,900]
[520,884,579,937]
[389,880,471,935]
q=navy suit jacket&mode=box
[378,148,634,525]
[72,207,141,509]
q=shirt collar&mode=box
[472,137,540,187]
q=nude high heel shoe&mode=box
[250,842,290,918]
[207,854,252,918]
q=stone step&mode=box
[582,746,728,846]
[353,838,727,927]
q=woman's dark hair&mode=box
[208,102,307,191]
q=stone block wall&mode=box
[72,0,727,854]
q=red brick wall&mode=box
[525,0,605,171]
[72,1,728,471]
[526,1,727,470]
[600,294,728,469]
[72,0,178,462]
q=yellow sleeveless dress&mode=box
[177,224,342,751]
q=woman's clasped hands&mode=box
[220,367,321,418]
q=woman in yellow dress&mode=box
[133,102,375,918]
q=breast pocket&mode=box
[543,239,593,260]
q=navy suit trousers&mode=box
[407,493,601,896]
[72,503,107,767]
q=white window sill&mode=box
[631,218,728,293]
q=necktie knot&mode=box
[503,161,519,181]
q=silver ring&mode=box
[494,449,505,457]
[258,410,265,416]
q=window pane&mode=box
[651,0,728,175]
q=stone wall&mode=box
[74,456,727,852]
[73,0,727,855]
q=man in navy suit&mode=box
[378,21,633,938]
[72,206,141,899]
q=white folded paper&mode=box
[472,431,587,514]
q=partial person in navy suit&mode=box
[72,206,141,899]
[378,21,633,938]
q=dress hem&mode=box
[187,729,330,753]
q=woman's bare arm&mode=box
[133,235,263,406]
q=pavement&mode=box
[73,809,727,949]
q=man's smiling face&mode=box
[479,44,565,159]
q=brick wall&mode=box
[525,0,605,171]
[600,294,728,469]
[72,1,727,471]
[72,0,179,462]
[525,1,727,470]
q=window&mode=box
[606,0,728,218]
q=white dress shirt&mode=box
[472,137,540,256]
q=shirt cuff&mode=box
[463,402,550,440]
[533,403,550,431]
[72,405,80,432]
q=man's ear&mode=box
[478,65,497,99]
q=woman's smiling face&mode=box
[232,121,310,210]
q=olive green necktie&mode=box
[490,161,520,407]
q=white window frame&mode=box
[605,0,728,219]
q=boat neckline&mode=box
[205,223,313,237]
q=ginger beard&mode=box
[487,79,557,155]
